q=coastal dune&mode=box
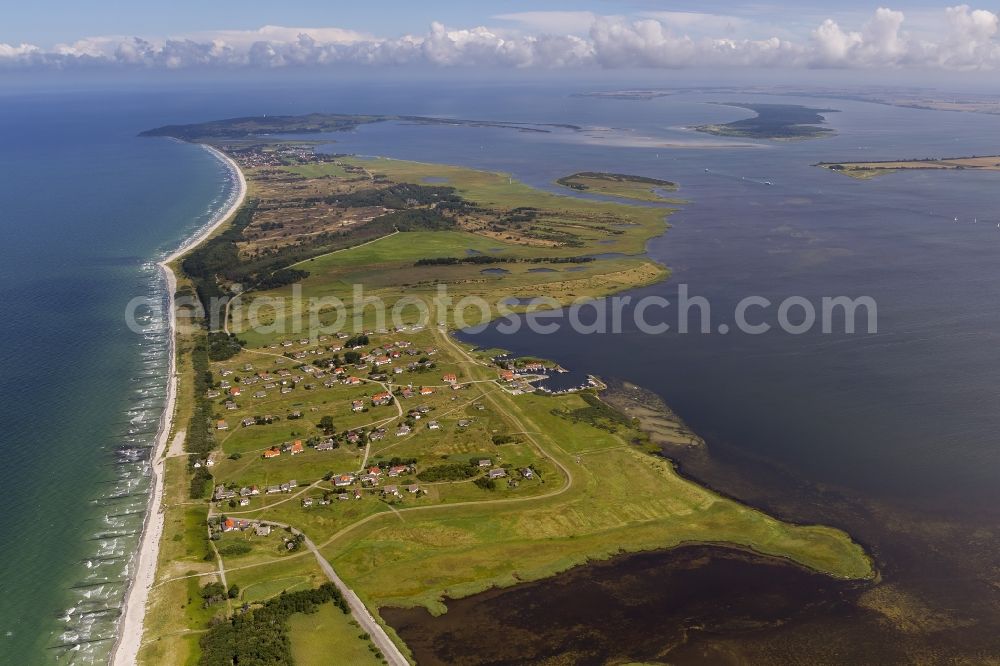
[111,145,246,666]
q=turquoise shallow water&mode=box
[0,92,238,662]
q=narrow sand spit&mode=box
[111,145,246,666]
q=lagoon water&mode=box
[2,82,999,662]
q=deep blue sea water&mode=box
[2,81,1000,662]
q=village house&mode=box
[316,439,335,451]
[290,440,304,455]
[333,473,355,487]
[427,420,441,430]
[442,373,458,384]
[420,386,434,396]
[388,465,409,477]
[263,447,281,459]
[521,468,535,479]
[239,498,250,506]
[255,524,271,537]
[500,370,516,382]
[213,485,236,501]
[371,391,393,406]
[489,468,508,479]
[229,387,241,397]
[360,473,380,486]
[301,497,313,508]
[369,428,386,441]
[478,459,492,468]
[216,420,228,431]
[344,376,362,386]
[407,484,420,494]
[383,485,400,497]
[266,485,282,494]
[458,419,471,428]
[205,389,221,399]
[220,369,233,377]
[240,418,254,428]
[353,488,362,500]
[253,390,267,398]
[396,424,411,437]
[374,355,391,366]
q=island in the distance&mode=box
[694,103,837,140]
[817,155,1000,179]
[555,171,680,202]
[127,114,875,666]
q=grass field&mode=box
[322,389,873,616]
[288,602,382,665]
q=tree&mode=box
[318,416,335,434]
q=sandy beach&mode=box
[111,145,246,666]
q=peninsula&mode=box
[817,155,1000,179]
[555,171,681,202]
[127,115,873,665]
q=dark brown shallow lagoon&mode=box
[383,545,886,666]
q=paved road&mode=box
[261,521,410,666]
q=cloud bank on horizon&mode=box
[2,5,999,72]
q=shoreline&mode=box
[110,144,246,666]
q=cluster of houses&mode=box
[213,479,303,505]
[229,144,338,169]
[314,463,422,501]
[218,516,272,536]
[262,439,305,458]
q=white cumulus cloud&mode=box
[1,6,999,72]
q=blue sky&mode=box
[2,0,967,45]
[2,2,999,73]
